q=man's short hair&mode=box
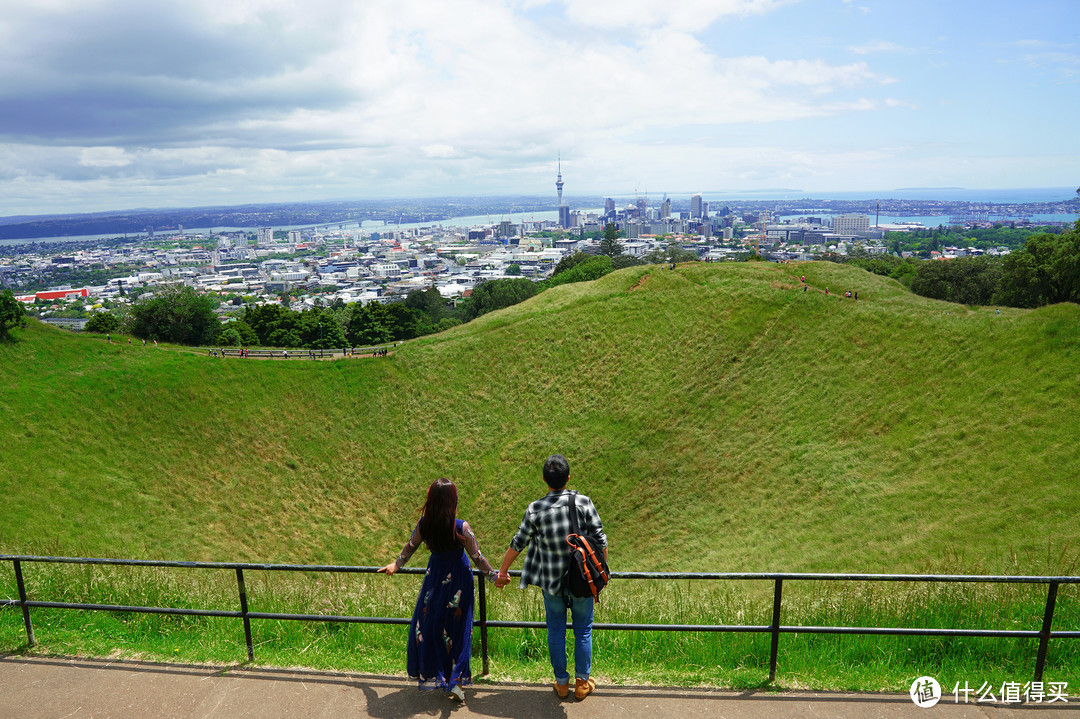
[543,454,570,488]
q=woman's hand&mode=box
[378,562,398,576]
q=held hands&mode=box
[493,571,511,588]
[377,562,398,576]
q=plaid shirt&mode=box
[509,488,606,596]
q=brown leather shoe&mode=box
[574,677,595,700]
[553,681,569,699]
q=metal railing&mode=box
[2,555,1077,681]
[195,343,396,359]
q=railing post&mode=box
[13,560,35,647]
[769,578,783,682]
[1034,581,1058,682]
[478,572,489,676]
[235,568,254,662]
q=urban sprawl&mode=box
[4,181,1076,330]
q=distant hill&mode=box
[2,261,1077,573]
[0,197,565,240]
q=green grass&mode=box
[2,260,1079,688]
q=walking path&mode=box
[3,654,1076,718]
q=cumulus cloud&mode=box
[0,0,910,213]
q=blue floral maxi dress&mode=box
[394,518,497,692]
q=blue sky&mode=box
[0,0,1076,216]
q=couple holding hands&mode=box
[378,454,607,703]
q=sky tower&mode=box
[556,155,570,228]
[555,155,564,206]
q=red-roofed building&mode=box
[16,288,89,303]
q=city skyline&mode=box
[0,0,1077,217]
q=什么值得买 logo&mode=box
[910,676,941,708]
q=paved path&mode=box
[2,655,1077,718]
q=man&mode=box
[496,454,608,701]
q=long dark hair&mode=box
[418,478,466,552]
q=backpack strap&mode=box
[567,490,580,535]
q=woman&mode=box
[379,478,498,702]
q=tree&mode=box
[230,320,260,346]
[599,223,623,258]
[347,302,393,345]
[405,287,446,322]
[544,254,613,288]
[552,252,591,278]
[244,304,296,345]
[0,290,26,339]
[506,263,522,276]
[460,278,540,321]
[296,308,347,349]
[85,312,121,334]
[910,256,1002,306]
[644,243,698,265]
[434,317,462,332]
[996,227,1080,307]
[217,327,243,347]
[611,254,643,270]
[127,284,220,345]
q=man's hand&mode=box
[377,562,398,576]
[494,571,511,588]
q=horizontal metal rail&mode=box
[2,555,1075,683]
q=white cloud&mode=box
[78,147,133,168]
[1018,52,1080,82]
[849,40,913,55]
[0,0,998,214]
[555,0,794,31]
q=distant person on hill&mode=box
[379,478,498,703]
[495,454,607,702]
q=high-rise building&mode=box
[660,197,671,220]
[257,227,273,247]
[605,198,615,214]
[497,220,516,238]
[833,214,871,235]
[690,194,703,219]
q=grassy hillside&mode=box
[2,261,1079,575]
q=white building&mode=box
[832,214,871,235]
[373,263,401,279]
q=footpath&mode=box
[2,654,1077,719]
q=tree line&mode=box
[843,223,1080,307]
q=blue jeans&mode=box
[542,590,594,683]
